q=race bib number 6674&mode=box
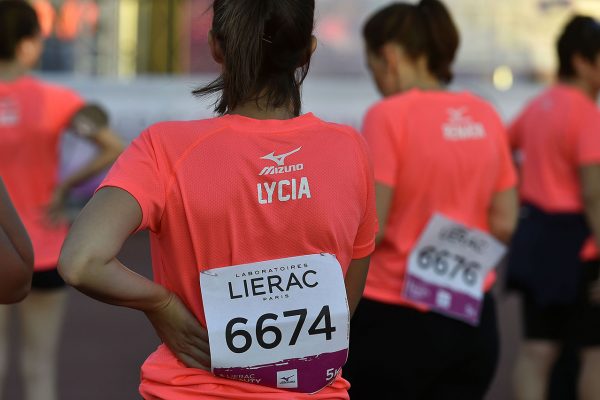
[200,254,349,393]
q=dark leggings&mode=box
[344,295,499,400]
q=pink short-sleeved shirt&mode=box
[99,113,378,399]
[0,76,84,270]
[509,85,600,260]
[363,89,517,309]
[509,85,600,212]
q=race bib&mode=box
[403,214,506,325]
[200,253,349,393]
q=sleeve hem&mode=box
[578,157,600,167]
[374,175,396,188]
[352,240,376,259]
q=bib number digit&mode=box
[434,249,451,275]
[256,314,282,350]
[463,262,481,286]
[283,309,308,346]
[417,246,436,269]
[226,318,252,354]
[308,305,336,341]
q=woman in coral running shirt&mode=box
[507,16,600,400]
[59,1,377,399]
[343,1,518,399]
[0,2,123,399]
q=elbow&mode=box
[58,248,92,288]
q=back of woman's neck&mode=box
[560,78,599,102]
[0,62,26,82]
[229,101,296,120]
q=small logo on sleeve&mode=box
[277,369,298,389]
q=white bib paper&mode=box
[403,214,506,325]
[200,253,349,393]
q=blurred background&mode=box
[4,0,600,399]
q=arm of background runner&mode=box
[345,257,370,317]
[582,165,600,251]
[581,165,600,303]
[488,188,518,244]
[0,179,33,304]
[48,104,124,222]
[375,182,394,246]
[58,187,211,370]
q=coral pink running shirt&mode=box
[509,85,600,260]
[509,85,600,213]
[363,89,517,310]
[0,76,84,270]
[98,113,377,400]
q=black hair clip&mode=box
[262,34,273,44]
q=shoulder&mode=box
[32,77,81,100]
[138,117,229,162]
[309,116,368,152]
[464,93,504,123]
[366,91,415,116]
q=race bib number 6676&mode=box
[403,214,506,325]
[200,254,349,393]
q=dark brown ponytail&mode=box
[193,0,315,116]
[363,0,459,84]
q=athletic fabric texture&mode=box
[98,113,378,399]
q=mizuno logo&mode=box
[261,147,302,166]
[259,147,304,176]
[276,369,298,388]
[448,107,468,122]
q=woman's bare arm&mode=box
[58,187,210,369]
[0,178,33,303]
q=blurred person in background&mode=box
[507,15,600,400]
[58,0,376,399]
[0,178,33,305]
[32,0,99,72]
[343,1,519,399]
[0,2,123,399]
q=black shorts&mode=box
[31,268,66,291]
[523,260,600,347]
[344,295,499,400]
[507,204,589,306]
